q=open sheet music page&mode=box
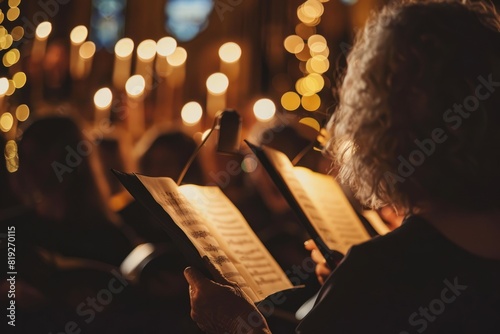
[261,146,370,255]
[179,185,293,300]
[135,175,293,303]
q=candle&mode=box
[74,41,96,80]
[206,72,229,122]
[181,101,203,133]
[113,38,134,90]
[154,37,177,123]
[166,46,187,88]
[125,75,146,140]
[0,77,8,112]
[166,47,187,118]
[155,37,177,77]
[135,39,157,92]
[69,25,88,79]
[93,87,113,128]
[218,42,241,108]
[32,21,52,61]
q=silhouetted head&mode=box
[15,115,112,222]
[137,129,204,185]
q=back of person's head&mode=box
[327,0,500,212]
[15,115,112,222]
[137,130,204,185]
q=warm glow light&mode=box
[3,49,20,67]
[11,26,23,41]
[295,44,310,61]
[308,34,327,53]
[0,77,9,96]
[94,88,113,109]
[299,117,321,132]
[181,101,203,125]
[284,35,304,54]
[6,80,15,96]
[206,73,229,95]
[137,39,157,61]
[15,104,29,122]
[7,7,20,21]
[310,45,329,57]
[156,37,177,57]
[297,5,321,26]
[70,25,88,44]
[303,73,324,93]
[166,47,187,66]
[0,112,14,132]
[301,94,321,111]
[79,41,96,59]
[5,140,17,159]
[302,0,324,18]
[253,98,276,122]
[125,75,146,97]
[9,0,22,7]
[35,21,52,39]
[218,42,242,63]
[12,71,26,88]
[295,78,306,96]
[5,139,18,173]
[281,91,301,111]
[115,38,134,58]
[295,23,316,40]
[307,55,329,73]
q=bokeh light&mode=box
[94,88,113,109]
[219,42,242,63]
[12,72,26,88]
[284,35,304,54]
[125,75,146,97]
[137,39,157,61]
[281,91,301,111]
[301,94,321,111]
[157,37,177,57]
[181,101,203,125]
[115,38,134,58]
[253,98,276,122]
[0,112,14,132]
[206,73,229,95]
[15,104,29,122]
[70,25,88,44]
[166,47,187,66]
[79,41,96,59]
[35,21,52,39]
[299,117,321,131]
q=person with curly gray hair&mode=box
[184,1,500,333]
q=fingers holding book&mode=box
[304,239,333,285]
[183,265,270,334]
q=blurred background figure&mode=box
[135,127,205,184]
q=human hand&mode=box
[304,239,332,285]
[184,259,271,334]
